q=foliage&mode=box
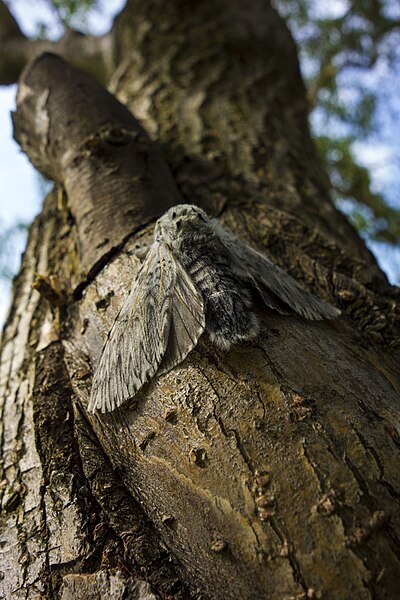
[275,0,400,246]
[48,0,97,26]
[35,0,98,35]
[317,136,400,243]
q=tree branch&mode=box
[12,53,180,281]
[0,0,113,84]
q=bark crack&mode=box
[268,517,309,595]
[72,219,155,301]
[197,365,255,474]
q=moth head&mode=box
[155,204,209,243]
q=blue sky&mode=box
[0,0,399,326]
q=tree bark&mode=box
[1,1,400,599]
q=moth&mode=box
[89,204,339,413]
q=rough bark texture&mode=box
[1,1,400,599]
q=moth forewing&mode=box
[214,222,340,320]
[88,241,176,413]
[157,258,206,376]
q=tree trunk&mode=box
[1,1,400,599]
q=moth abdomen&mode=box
[199,272,259,349]
[187,259,214,288]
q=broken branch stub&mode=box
[12,52,180,275]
